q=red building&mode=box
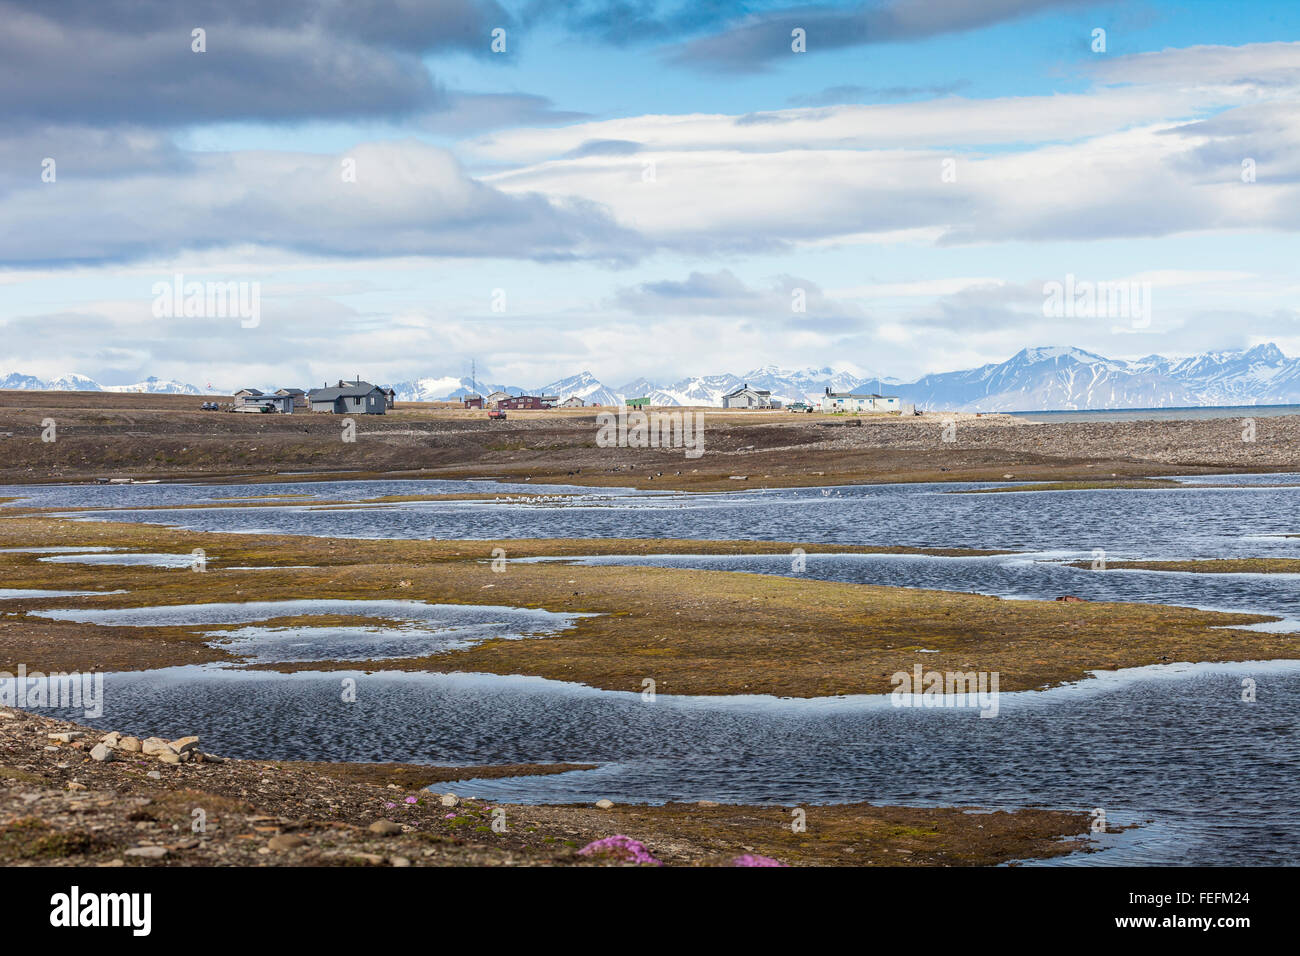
[463,394,483,408]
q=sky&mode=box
[2,0,1299,390]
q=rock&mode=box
[389,856,411,867]
[1054,595,1085,603]
[439,793,459,807]
[118,736,142,753]
[66,781,87,791]
[48,732,82,743]
[141,737,175,756]
[157,751,182,764]
[369,820,403,835]
[89,743,115,762]
[100,732,122,748]
[146,771,162,780]
[697,800,719,807]
[267,834,307,851]
[125,846,168,859]
[171,735,199,753]
[595,799,615,809]
[201,753,224,764]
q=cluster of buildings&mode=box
[232,380,395,415]
[719,384,905,413]
[463,392,583,409]
[228,379,910,416]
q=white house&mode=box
[822,387,901,412]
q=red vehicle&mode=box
[487,408,507,421]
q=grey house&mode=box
[721,383,773,408]
[275,387,307,409]
[307,380,387,415]
[237,393,294,414]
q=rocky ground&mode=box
[0,390,1296,490]
[0,708,1096,867]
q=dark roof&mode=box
[236,387,263,395]
[308,381,384,401]
[723,384,771,397]
[275,388,305,396]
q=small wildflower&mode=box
[732,854,786,867]
[578,834,662,866]
[405,796,418,804]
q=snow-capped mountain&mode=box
[0,372,201,395]
[893,344,1300,412]
[538,371,623,407]
[5,344,1298,410]
[620,373,742,406]
[384,376,522,403]
[102,376,202,395]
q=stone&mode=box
[141,737,175,756]
[369,820,403,835]
[89,743,115,762]
[146,771,162,780]
[171,736,200,753]
[66,781,87,791]
[439,793,459,807]
[118,736,142,753]
[268,834,307,851]
[157,751,181,764]
[697,800,719,807]
[389,856,411,867]
[100,732,122,748]
[595,799,615,809]
[48,732,82,743]
[125,846,168,859]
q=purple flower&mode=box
[578,834,662,866]
[384,801,397,809]
[405,796,418,804]
[732,854,786,867]
[444,812,456,819]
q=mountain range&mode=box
[5,344,1300,411]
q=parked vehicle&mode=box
[487,409,507,421]
[200,401,220,411]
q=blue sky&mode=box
[2,0,1298,390]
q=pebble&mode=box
[268,834,307,851]
[390,856,411,867]
[66,781,87,791]
[125,846,168,859]
[157,751,182,764]
[439,793,459,807]
[697,800,719,807]
[118,736,142,753]
[368,820,403,835]
[146,770,162,780]
[89,743,115,762]
[595,799,615,809]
